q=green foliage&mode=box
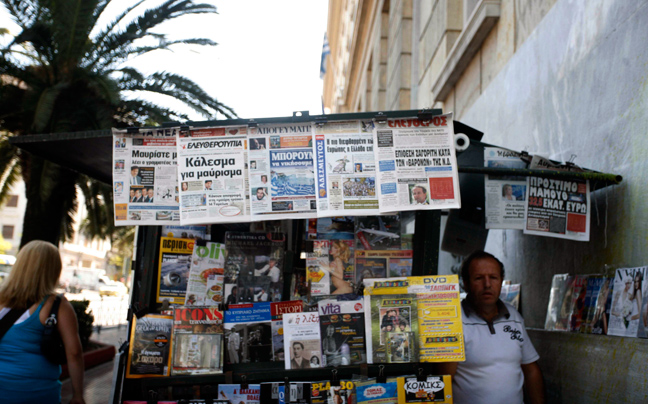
[70,299,94,350]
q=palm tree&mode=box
[0,0,236,247]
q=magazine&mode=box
[580,276,604,333]
[355,216,401,250]
[355,250,413,284]
[126,314,173,378]
[554,275,575,331]
[223,232,286,305]
[499,283,520,310]
[157,237,195,304]
[329,381,356,404]
[544,274,570,330]
[307,240,355,296]
[316,217,355,240]
[185,241,226,306]
[396,376,453,404]
[224,302,273,364]
[608,267,648,337]
[590,276,614,335]
[218,384,261,404]
[355,378,398,404]
[290,269,310,303]
[260,382,312,404]
[271,300,304,361]
[569,275,589,332]
[162,225,208,239]
[318,299,366,366]
[283,312,322,370]
[365,292,417,364]
[171,307,223,375]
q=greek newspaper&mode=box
[177,126,249,224]
[524,156,590,241]
[112,127,180,225]
[313,120,379,216]
[373,113,461,213]
[484,147,528,229]
[248,123,317,220]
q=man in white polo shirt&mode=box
[439,251,545,404]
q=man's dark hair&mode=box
[460,251,505,288]
[256,187,264,193]
[292,341,304,349]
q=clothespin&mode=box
[330,369,340,387]
[376,365,386,384]
[284,377,291,403]
[417,367,427,382]
[147,390,158,404]
[374,112,387,124]
[241,374,249,390]
[161,299,170,311]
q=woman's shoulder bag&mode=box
[41,294,68,364]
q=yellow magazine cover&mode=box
[157,237,195,304]
[397,375,453,404]
[126,314,174,378]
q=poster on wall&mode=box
[248,123,317,220]
[483,147,528,229]
[373,113,461,213]
[523,156,590,241]
[112,127,181,225]
[312,120,380,217]
[176,126,250,224]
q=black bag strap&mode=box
[0,307,28,341]
[44,294,63,328]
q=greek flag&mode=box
[320,33,330,79]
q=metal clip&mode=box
[376,364,386,384]
[331,369,340,386]
[241,374,249,390]
[417,367,427,382]
[374,112,387,124]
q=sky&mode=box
[0,0,330,121]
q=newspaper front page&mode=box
[484,147,528,229]
[373,113,461,213]
[113,127,180,225]
[248,123,317,220]
[177,127,249,224]
[523,156,590,241]
[313,120,379,217]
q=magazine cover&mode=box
[316,217,355,240]
[355,378,398,404]
[157,237,195,304]
[307,242,332,295]
[329,381,356,404]
[283,312,322,369]
[608,267,647,337]
[396,376,453,404]
[311,381,331,404]
[308,240,355,296]
[218,384,261,404]
[569,275,589,332]
[354,255,387,285]
[318,299,366,366]
[590,276,614,335]
[224,302,272,364]
[260,382,312,404]
[365,291,418,364]
[554,275,575,331]
[185,241,226,306]
[271,300,304,361]
[544,274,570,330]
[580,276,605,333]
[126,314,173,378]
[499,283,520,310]
[290,269,310,302]
[171,307,223,375]
[356,250,413,283]
[162,225,208,239]
[223,232,286,305]
[355,216,401,250]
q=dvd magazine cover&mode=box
[185,241,226,306]
[608,266,648,337]
[224,302,272,364]
[223,232,286,305]
[271,301,304,361]
[318,299,366,366]
[171,307,224,375]
[218,384,261,404]
[397,376,453,404]
[367,293,418,364]
[126,314,173,378]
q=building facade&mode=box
[323,0,648,402]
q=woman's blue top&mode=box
[0,298,62,403]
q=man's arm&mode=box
[521,361,545,404]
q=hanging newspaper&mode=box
[176,126,249,224]
[112,127,180,225]
[484,147,528,229]
[524,156,590,241]
[248,123,317,220]
[373,113,461,213]
[313,120,380,217]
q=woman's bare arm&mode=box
[58,298,86,404]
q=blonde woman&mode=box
[0,241,85,404]
[329,240,353,294]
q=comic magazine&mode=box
[544,274,570,330]
[185,241,226,306]
[224,303,273,365]
[318,299,366,366]
[157,237,195,304]
[396,376,453,404]
[355,378,398,404]
[223,232,286,305]
[271,300,304,361]
[608,267,648,337]
[580,275,604,333]
[171,307,223,375]
[283,312,322,370]
[355,215,401,250]
[218,385,261,404]
[569,275,590,332]
[590,276,614,335]
[126,314,173,378]
[260,382,312,404]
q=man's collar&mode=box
[462,296,510,320]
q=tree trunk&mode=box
[20,155,78,248]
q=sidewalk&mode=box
[62,325,129,404]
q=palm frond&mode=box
[49,0,100,69]
[31,82,68,132]
[0,135,21,204]
[125,37,217,58]
[116,99,189,126]
[1,0,41,28]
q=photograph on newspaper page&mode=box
[373,113,460,213]
[484,147,528,229]
[523,156,590,241]
[313,120,379,217]
[176,126,249,224]
[248,123,317,220]
[113,127,181,225]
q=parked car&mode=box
[98,276,128,297]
